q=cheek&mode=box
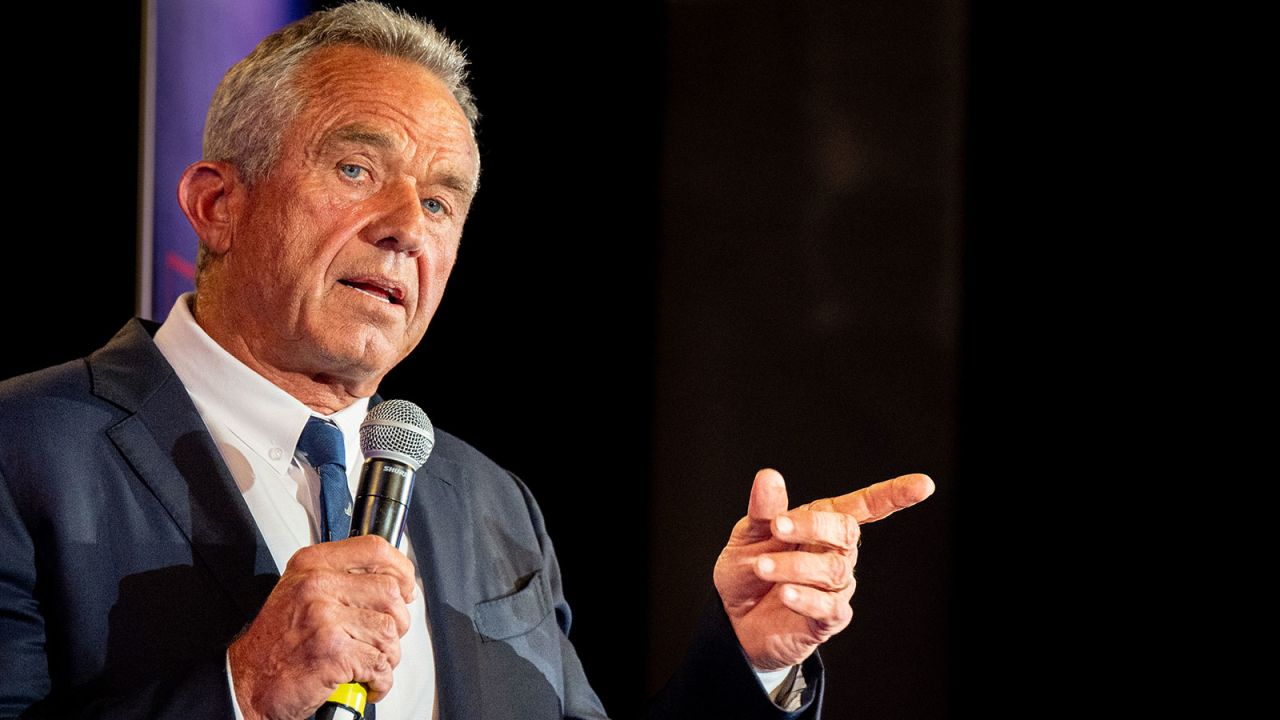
[411,251,456,324]
[428,233,460,277]
[240,211,304,273]
[434,249,459,295]
[435,252,457,283]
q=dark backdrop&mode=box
[1,1,993,717]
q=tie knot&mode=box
[298,416,346,472]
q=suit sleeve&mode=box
[0,466,238,720]
[508,473,824,720]
[642,596,824,720]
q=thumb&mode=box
[737,468,790,542]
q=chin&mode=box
[306,334,398,381]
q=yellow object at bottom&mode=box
[327,682,368,717]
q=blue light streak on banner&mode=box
[149,0,306,321]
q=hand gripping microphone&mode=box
[317,399,435,720]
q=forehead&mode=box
[285,44,477,178]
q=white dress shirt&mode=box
[153,294,436,719]
[153,292,799,717]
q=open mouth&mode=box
[338,278,405,305]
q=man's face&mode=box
[215,44,479,390]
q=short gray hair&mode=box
[203,0,479,187]
[195,1,479,282]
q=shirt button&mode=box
[269,447,284,461]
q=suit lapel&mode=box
[407,459,485,720]
[91,320,279,620]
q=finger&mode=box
[338,536,417,602]
[778,583,855,635]
[310,612,395,680]
[340,607,404,668]
[298,573,412,635]
[772,509,860,551]
[734,468,790,543]
[756,551,855,592]
[290,536,417,603]
[823,473,935,525]
[307,605,400,704]
[349,645,397,703]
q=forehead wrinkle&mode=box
[291,48,479,195]
[310,122,403,167]
[324,123,398,153]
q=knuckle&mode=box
[832,599,854,630]
[819,599,853,635]
[375,574,400,601]
[825,555,847,588]
[288,544,319,569]
[304,597,335,629]
[371,666,395,694]
[825,593,841,621]
[368,535,394,561]
[348,534,378,559]
[818,513,846,549]
[384,640,402,668]
[361,647,389,675]
[845,516,861,548]
[378,612,399,641]
[318,625,348,657]
[396,555,415,580]
[298,572,329,598]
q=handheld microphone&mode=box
[317,399,435,720]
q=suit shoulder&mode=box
[0,358,102,427]
[0,357,90,396]
[1,318,170,440]
[0,360,126,498]
[425,428,541,505]
[428,428,516,484]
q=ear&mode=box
[176,161,242,258]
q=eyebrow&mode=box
[437,171,478,199]
[320,123,478,198]
[321,123,397,153]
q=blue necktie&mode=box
[297,417,352,543]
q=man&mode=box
[0,2,933,719]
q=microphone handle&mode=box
[316,458,418,720]
[350,458,415,543]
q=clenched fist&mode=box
[228,535,416,720]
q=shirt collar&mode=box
[153,293,370,474]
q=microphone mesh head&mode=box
[360,400,435,469]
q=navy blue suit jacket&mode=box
[0,319,822,719]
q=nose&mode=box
[364,177,428,257]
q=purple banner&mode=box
[146,0,306,321]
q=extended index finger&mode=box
[820,473,935,524]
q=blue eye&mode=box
[423,198,444,214]
[340,164,365,179]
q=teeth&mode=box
[342,280,393,303]
[356,286,391,303]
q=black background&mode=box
[1,1,1105,716]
